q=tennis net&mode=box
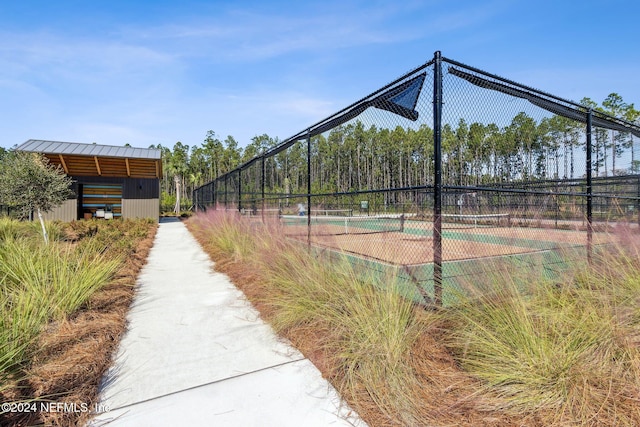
[309,208,353,216]
[440,213,511,229]
[281,214,405,236]
[240,208,281,217]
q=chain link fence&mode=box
[194,51,640,306]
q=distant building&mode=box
[16,140,162,221]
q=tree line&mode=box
[155,94,638,212]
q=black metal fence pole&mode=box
[193,189,198,212]
[261,155,266,222]
[555,181,559,229]
[224,174,228,210]
[238,168,242,212]
[586,108,593,264]
[307,132,312,248]
[213,180,217,209]
[433,51,443,307]
[637,176,640,227]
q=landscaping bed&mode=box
[0,218,157,427]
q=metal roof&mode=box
[15,139,162,179]
[16,139,162,160]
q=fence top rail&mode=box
[443,56,640,138]
[443,55,583,110]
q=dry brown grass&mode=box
[0,223,157,427]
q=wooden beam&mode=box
[58,154,69,174]
[125,158,131,177]
[94,156,102,175]
[155,160,160,179]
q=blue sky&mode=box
[1,0,638,150]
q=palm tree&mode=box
[169,142,189,213]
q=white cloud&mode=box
[116,5,422,63]
[0,30,178,92]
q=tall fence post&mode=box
[193,189,198,212]
[637,175,640,227]
[307,131,312,248]
[238,168,242,212]
[213,180,217,209]
[433,51,443,307]
[224,174,228,210]
[261,154,266,222]
[211,179,218,210]
[586,108,593,264]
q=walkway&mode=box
[90,218,366,426]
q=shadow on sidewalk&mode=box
[159,216,182,223]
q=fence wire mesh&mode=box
[194,52,640,306]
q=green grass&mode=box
[0,218,154,398]
[0,239,122,320]
[444,246,640,425]
[0,216,64,243]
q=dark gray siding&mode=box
[71,176,159,199]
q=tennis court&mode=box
[279,213,616,266]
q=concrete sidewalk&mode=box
[90,219,366,427]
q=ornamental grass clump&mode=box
[0,239,121,321]
[189,209,259,262]
[0,288,49,395]
[0,238,122,392]
[0,218,142,399]
[0,217,64,244]
[445,244,640,425]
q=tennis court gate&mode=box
[194,51,640,306]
